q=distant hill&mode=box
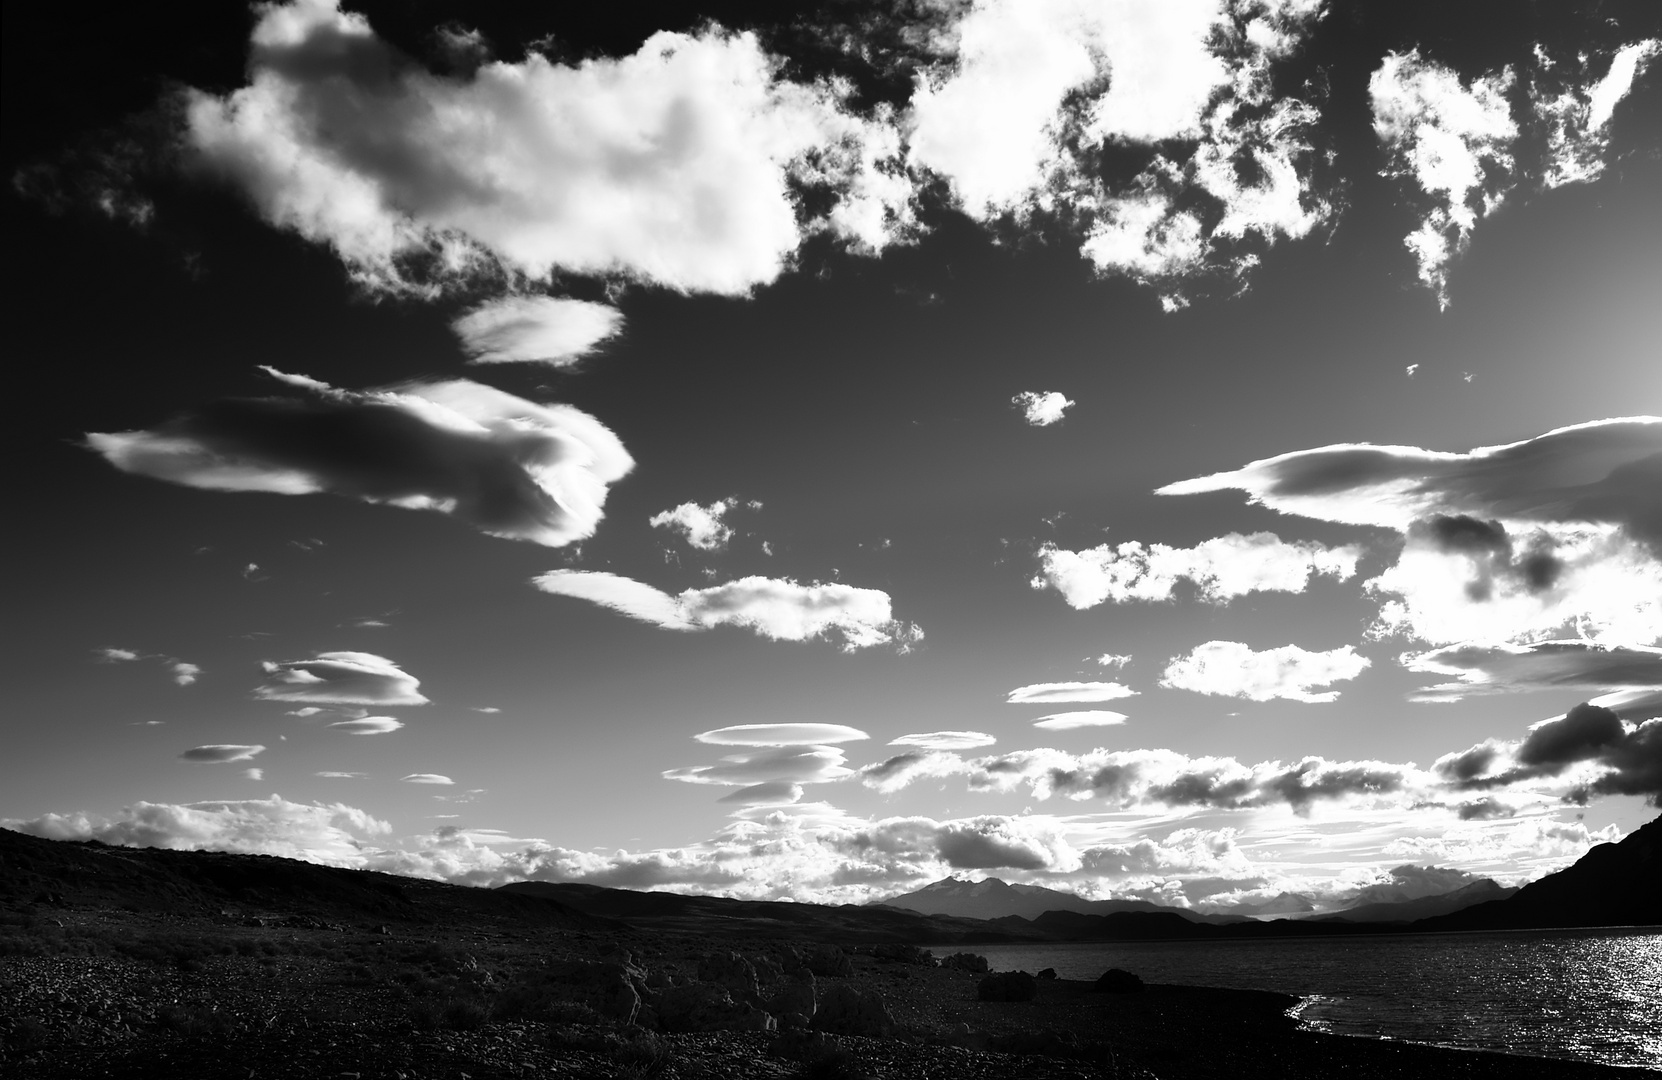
[497,880,1051,944]
[1417,815,1662,932]
[1313,879,1517,924]
[1213,891,1314,918]
[874,876,1251,925]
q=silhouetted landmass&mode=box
[1310,880,1517,924]
[872,875,1253,925]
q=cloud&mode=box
[697,724,869,746]
[1033,531,1361,609]
[664,745,854,787]
[316,771,366,779]
[242,768,263,780]
[1007,681,1137,704]
[401,774,454,785]
[2,795,390,863]
[328,716,405,735]
[1403,641,1662,702]
[1097,653,1132,668]
[1012,391,1074,427]
[86,369,634,548]
[1435,701,1662,804]
[452,296,623,365]
[179,744,266,763]
[169,662,202,686]
[842,815,1079,873]
[1382,817,1622,871]
[179,0,909,295]
[716,781,805,806]
[888,731,996,751]
[1533,40,1662,189]
[650,498,752,552]
[1160,417,1662,645]
[96,647,139,662]
[94,648,202,686]
[857,750,969,794]
[533,571,923,652]
[254,651,427,706]
[1160,640,1370,703]
[1032,711,1128,730]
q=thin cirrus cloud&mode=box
[650,498,760,553]
[86,368,634,549]
[451,296,623,366]
[1006,681,1137,705]
[401,774,454,785]
[1160,417,1662,646]
[1033,531,1361,609]
[888,731,997,751]
[327,716,405,735]
[1032,711,1128,731]
[1012,391,1074,427]
[180,744,265,763]
[1403,641,1662,703]
[178,0,911,296]
[533,570,923,653]
[254,651,427,706]
[1160,640,1371,703]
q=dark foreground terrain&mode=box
[1,828,1650,1079]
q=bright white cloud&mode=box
[1033,531,1360,609]
[182,0,910,295]
[1097,653,1133,668]
[1012,390,1075,426]
[697,724,869,746]
[1370,50,1518,307]
[1161,640,1370,703]
[1007,680,1137,704]
[255,651,427,706]
[888,731,997,750]
[316,771,366,779]
[328,716,406,735]
[401,773,454,785]
[88,370,632,548]
[452,296,623,365]
[169,662,202,686]
[1536,40,1661,188]
[533,571,923,652]
[664,745,854,787]
[716,781,806,806]
[650,498,748,551]
[1032,710,1128,730]
[180,744,265,763]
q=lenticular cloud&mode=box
[254,652,427,707]
[86,369,633,548]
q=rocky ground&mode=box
[2,906,1650,1079]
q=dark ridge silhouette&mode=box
[1310,879,1517,924]
[871,874,1253,924]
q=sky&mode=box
[3,0,1659,915]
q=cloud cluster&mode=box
[1033,531,1361,609]
[649,498,759,552]
[87,369,634,548]
[180,0,910,295]
[254,651,427,706]
[451,296,623,365]
[534,571,922,652]
[666,725,858,805]
[1162,417,1662,646]
[95,647,202,686]
[1160,640,1370,703]
[1012,391,1074,427]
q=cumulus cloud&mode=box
[1007,681,1137,704]
[842,815,1079,872]
[328,716,405,735]
[1160,417,1662,646]
[698,724,868,746]
[401,773,454,785]
[1033,531,1361,609]
[86,369,634,548]
[254,651,427,706]
[179,0,911,295]
[888,731,996,751]
[649,498,757,552]
[1434,701,1662,804]
[1403,641,1662,702]
[1032,710,1128,730]
[180,744,265,763]
[1012,390,1074,426]
[533,571,923,652]
[452,296,623,365]
[1160,640,1370,703]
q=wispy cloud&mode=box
[889,731,996,751]
[1012,391,1074,427]
[1034,531,1361,609]
[180,744,265,763]
[664,745,854,787]
[86,369,634,548]
[1007,681,1137,704]
[1403,641,1662,702]
[255,651,428,706]
[1160,641,1370,703]
[94,647,202,686]
[327,716,406,735]
[1032,711,1128,730]
[452,296,623,366]
[533,571,923,652]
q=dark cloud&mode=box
[1257,759,1409,812]
[1409,515,1564,602]
[1516,703,1627,768]
[1455,797,1515,820]
[179,744,265,763]
[1436,741,1505,781]
[1406,641,1662,702]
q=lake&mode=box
[968,927,1662,1069]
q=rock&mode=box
[654,984,775,1033]
[870,943,935,966]
[977,971,1038,1002]
[1093,968,1145,994]
[545,959,643,1024]
[812,983,893,1037]
[697,951,759,998]
[766,969,816,1019]
[751,954,785,984]
[940,952,989,974]
[1037,967,1058,980]
[803,944,853,978]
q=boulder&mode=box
[697,951,759,998]
[1093,968,1145,994]
[977,971,1038,1002]
[545,959,642,1024]
[812,983,893,1037]
[940,952,989,974]
[1037,967,1058,980]
[803,944,854,978]
[767,969,816,1020]
[654,983,775,1033]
